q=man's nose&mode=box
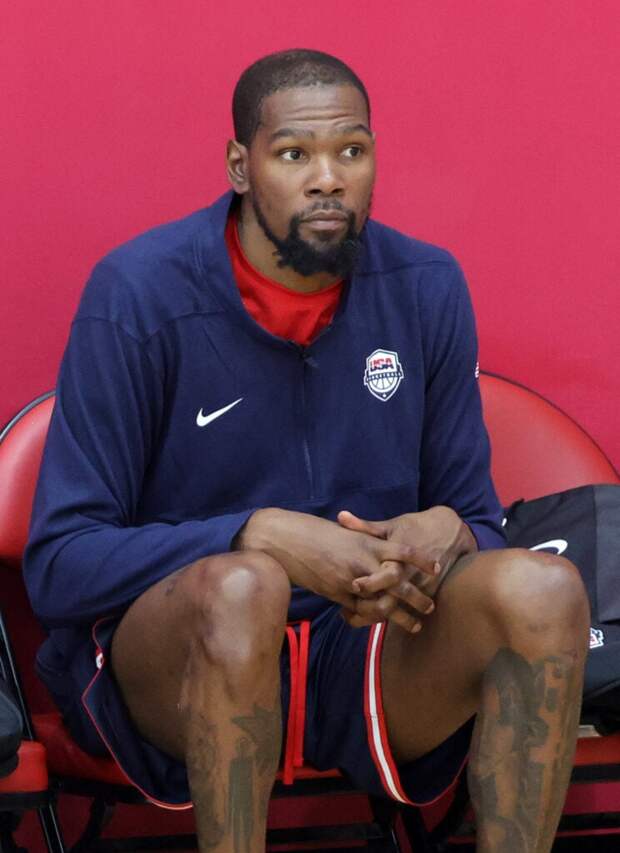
[305,156,344,196]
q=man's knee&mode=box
[179,550,291,664]
[481,549,590,648]
[110,550,289,759]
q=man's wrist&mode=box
[426,505,478,557]
[234,507,286,552]
[458,518,479,554]
[233,508,314,589]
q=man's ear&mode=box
[226,140,250,194]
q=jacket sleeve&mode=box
[417,261,506,551]
[24,316,254,628]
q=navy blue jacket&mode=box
[25,192,505,661]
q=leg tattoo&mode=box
[186,718,226,848]
[232,704,282,775]
[227,738,254,853]
[468,647,583,852]
[187,702,281,852]
[230,703,282,830]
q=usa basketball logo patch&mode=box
[363,349,404,401]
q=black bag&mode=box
[504,483,620,734]
[0,674,22,778]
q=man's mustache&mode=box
[298,201,352,218]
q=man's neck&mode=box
[236,200,341,294]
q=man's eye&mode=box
[343,145,363,158]
[281,150,303,161]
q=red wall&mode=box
[3,1,619,472]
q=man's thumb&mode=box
[337,510,388,538]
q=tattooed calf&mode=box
[468,647,583,852]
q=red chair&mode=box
[480,372,618,504]
[0,393,65,853]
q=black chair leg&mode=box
[37,801,67,853]
[71,797,115,853]
[367,796,401,853]
[366,825,400,853]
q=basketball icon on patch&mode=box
[590,627,604,649]
[363,349,404,401]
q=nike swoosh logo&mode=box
[196,398,243,428]
[529,539,568,556]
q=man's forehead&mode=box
[256,84,370,137]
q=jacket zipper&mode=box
[299,349,315,498]
[290,328,332,499]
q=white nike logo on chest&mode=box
[196,398,243,427]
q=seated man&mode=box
[25,49,589,853]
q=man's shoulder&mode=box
[101,207,211,270]
[361,218,458,275]
[360,219,469,315]
[75,195,231,339]
[92,202,217,290]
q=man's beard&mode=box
[251,196,365,278]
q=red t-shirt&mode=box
[225,212,343,347]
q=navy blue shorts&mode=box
[51,604,473,809]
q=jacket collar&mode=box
[194,191,369,338]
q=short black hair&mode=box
[232,49,370,147]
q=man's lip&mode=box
[302,211,348,222]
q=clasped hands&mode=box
[335,507,476,632]
[238,505,477,634]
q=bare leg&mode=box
[111,551,290,853]
[468,644,582,852]
[381,549,589,853]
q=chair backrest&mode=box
[479,373,619,505]
[0,379,618,568]
[0,393,58,714]
[0,393,55,568]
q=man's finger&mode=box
[340,607,377,628]
[352,562,402,596]
[391,576,435,614]
[387,607,423,634]
[341,602,424,634]
[353,593,399,621]
[355,565,435,613]
[407,566,440,596]
[337,510,388,539]
[380,540,439,576]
